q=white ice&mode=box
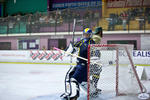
[0,63,87,100]
[0,63,149,100]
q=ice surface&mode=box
[0,63,87,100]
[0,63,149,100]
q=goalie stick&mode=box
[68,18,76,98]
[61,19,77,100]
[53,47,102,67]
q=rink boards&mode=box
[0,50,150,65]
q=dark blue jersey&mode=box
[74,38,95,64]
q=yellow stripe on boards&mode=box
[0,62,76,65]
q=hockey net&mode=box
[87,44,146,100]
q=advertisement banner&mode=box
[52,0,98,3]
[107,0,150,8]
[51,0,102,9]
[133,50,150,65]
[0,50,77,63]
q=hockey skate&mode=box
[60,93,78,100]
[89,88,102,98]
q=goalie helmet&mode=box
[83,28,92,34]
[82,28,93,41]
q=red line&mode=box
[125,47,144,93]
[87,45,91,100]
[116,48,119,96]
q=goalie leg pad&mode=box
[61,78,80,100]
[68,66,76,79]
[70,78,80,98]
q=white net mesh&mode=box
[87,44,145,100]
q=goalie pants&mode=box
[72,63,87,84]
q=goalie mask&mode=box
[82,28,92,42]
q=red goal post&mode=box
[87,44,146,100]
